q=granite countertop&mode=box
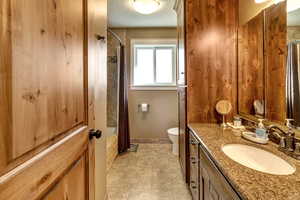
[188,123,300,200]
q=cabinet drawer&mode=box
[190,157,199,200]
[189,131,199,157]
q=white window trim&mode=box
[130,38,177,91]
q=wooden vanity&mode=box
[189,129,242,200]
[187,123,300,200]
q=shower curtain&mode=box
[118,45,131,153]
[286,41,300,126]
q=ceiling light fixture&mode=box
[255,0,268,3]
[132,0,160,15]
[254,0,285,4]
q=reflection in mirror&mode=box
[264,2,287,123]
[238,0,287,122]
[238,11,265,118]
[286,0,300,128]
[239,0,275,25]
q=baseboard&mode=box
[131,138,171,144]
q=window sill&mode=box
[130,86,177,91]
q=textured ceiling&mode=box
[108,0,177,28]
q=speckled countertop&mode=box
[188,123,300,200]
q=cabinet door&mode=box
[199,147,241,200]
[178,86,188,181]
[189,132,200,200]
[0,0,105,199]
[175,0,186,85]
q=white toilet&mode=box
[167,127,179,155]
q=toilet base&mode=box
[172,144,179,156]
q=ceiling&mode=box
[288,8,300,26]
[108,0,177,28]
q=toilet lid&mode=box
[168,127,179,135]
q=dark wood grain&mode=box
[264,2,287,123]
[186,0,238,123]
[238,12,265,116]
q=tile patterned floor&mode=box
[107,144,192,200]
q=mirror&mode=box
[238,0,270,118]
[238,10,265,118]
[238,0,287,123]
[286,0,300,127]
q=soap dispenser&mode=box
[255,119,267,139]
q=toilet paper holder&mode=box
[138,103,150,112]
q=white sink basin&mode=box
[222,144,295,175]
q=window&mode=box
[131,39,177,90]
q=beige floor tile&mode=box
[107,144,192,200]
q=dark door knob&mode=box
[89,129,102,140]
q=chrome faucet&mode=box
[266,125,300,159]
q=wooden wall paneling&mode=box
[238,12,264,116]
[43,155,87,200]
[264,2,287,123]
[186,0,238,123]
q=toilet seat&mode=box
[168,128,179,136]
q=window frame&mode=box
[130,39,177,90]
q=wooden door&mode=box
[0,0,104,199]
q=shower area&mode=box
[106,29,130,171]
[286,7,300,129]
[287,41,300,128]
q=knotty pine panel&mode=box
[186,0,238,123]
[264,2,287,123]
[42,155,87,200]
[0,0,85,173]
[238,12,264,116]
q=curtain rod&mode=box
[107,29,123,46]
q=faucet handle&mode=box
[295,143,300,154]
[279,137,286,149]
[286,130,295,152]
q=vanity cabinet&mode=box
[189,130,242,200]
[199,146,241,200]
[189,131,200,199]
